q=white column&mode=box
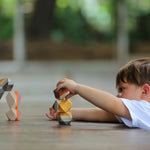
[117,0,129,65]
[13,0,25,67]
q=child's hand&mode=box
[45,107,58,120]
[56,78,78,99]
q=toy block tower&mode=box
[0,78,20,121]
[53,88,73,125]
[6,91,20,121]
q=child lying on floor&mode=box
[46,58,150,130]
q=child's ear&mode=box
[141,84,150,98]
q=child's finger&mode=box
[66,93,74,99]
[45,113,54,119]
[50,107,55,115]
[56,79,67,91]
[56,78,66,87]
[54,113,58,119]
[55,85,64,93]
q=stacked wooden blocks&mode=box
[0,78,20,121]
[6,91,19,121]
[53,88,73,125]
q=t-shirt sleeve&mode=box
[117,98,150,130]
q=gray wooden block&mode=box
[4,82,14,91]
[0,88,5,99]
[59,121,71,125]
[52,100,61,112]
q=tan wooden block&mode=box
[6,108,19,121]
[6,91,17,109]
[0,78,8,89]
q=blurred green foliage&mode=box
[51,6,96,43]
[51,0,115,43]
[127,0,150,40]
[0,14,13,40]
[0,0,150,41]
[0,0,15,40]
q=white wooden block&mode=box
[59,91,70,100]
[6,108,18,121]
[58,112,72,125]
[6,91,17,108]
[58,112,72,122]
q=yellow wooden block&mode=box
[59,100,73,112]
[59,112,72,116]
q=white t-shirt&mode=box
[116,98,150,130]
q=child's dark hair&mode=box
[116,58,150,87]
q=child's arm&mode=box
[45,107,119,122]
[56,78,131,120]
[71,108,118,122]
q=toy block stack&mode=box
[0,78,20,121]
[6,91,20,121]
[53,88,73,125]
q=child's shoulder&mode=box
[120,98,150,111]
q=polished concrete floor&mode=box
[1,102,150,150]
[0,60,150,150]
